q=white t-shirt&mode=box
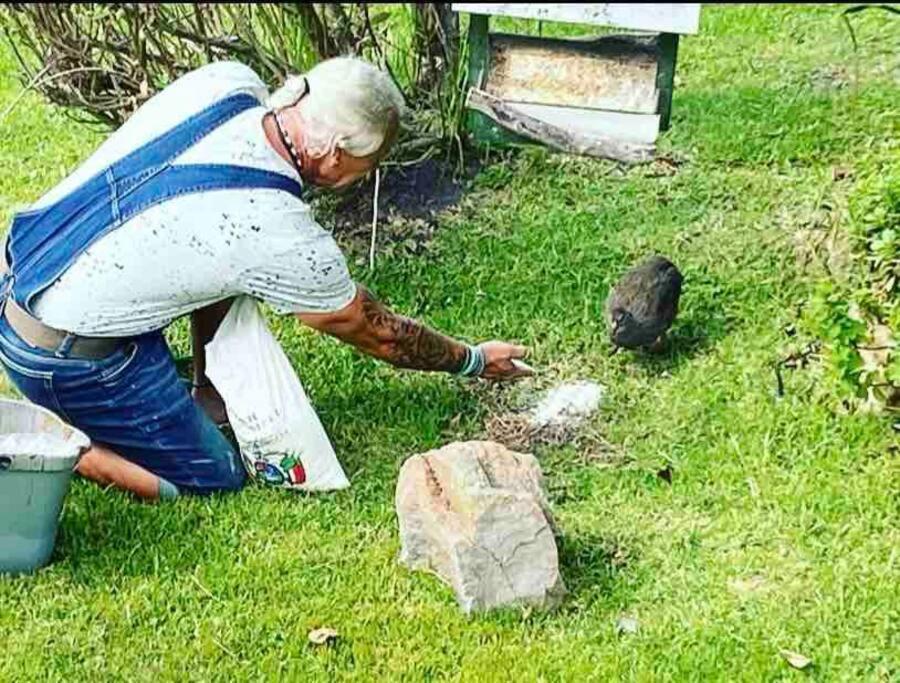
[30,61,357,337]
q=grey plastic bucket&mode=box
[0,398,89,574]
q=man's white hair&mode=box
[267,56,405,158]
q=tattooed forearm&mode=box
[358,287,468,373]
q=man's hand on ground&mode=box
[478,341,534,380]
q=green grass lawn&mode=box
[1,5,898,681]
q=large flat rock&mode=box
[396,441,565,614]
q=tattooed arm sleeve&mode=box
[295,285,468,373]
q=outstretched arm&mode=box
[296,286,531,380]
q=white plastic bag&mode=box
[205,296,349,491]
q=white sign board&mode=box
[451,4,701,35]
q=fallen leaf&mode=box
[831,166,852,181]
[728,575,767,595]
[780,650,812,670]
[615,615,639,635]
[858,323,895,372]
[308,627,339,646]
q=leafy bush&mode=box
[848,161,900,312]
[802,158,899,412]
[0,4,466,160]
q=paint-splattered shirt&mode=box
[31,61,357,337]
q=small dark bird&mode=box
[606,255,683,351]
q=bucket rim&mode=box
[0,398,90,472]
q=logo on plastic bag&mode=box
[250,452,307,487]
[206,296,349,492]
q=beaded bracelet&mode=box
[456,344,486,378]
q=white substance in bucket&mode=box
[0,433,81,458]
[530,381,605,429]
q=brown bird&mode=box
[606,255,683,351]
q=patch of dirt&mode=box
[463,367,624,464]
[483,408,623,465]
[484,412,573,451]
[320,158,480,262]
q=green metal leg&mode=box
[656,33,679,131]
[466,14,489,90]
[464,13,530,147]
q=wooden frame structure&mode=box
[452,4,701,161]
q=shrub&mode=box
[0,4,466,161]
[802,158,899,413]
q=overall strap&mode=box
[12,93,263,224]
[110,93,263,187]
[113,164,303,226]
[8,93,302,315]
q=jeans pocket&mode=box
[98,341,139,383]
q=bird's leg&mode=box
[645,333,668,354]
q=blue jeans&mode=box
[0,316,246,495]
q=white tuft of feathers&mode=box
[530,381,605,429]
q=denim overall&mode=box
[0,94,303,495]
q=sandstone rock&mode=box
[396,440,565,614]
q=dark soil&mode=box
[313,157,480,261]
[334,158,476,229]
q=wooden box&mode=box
[452,3,701,161]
